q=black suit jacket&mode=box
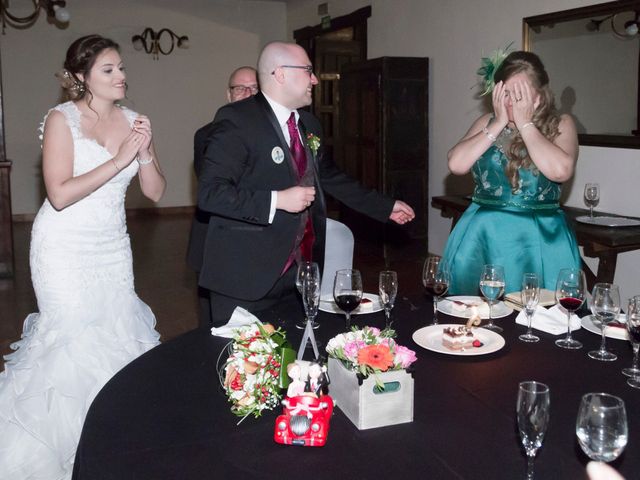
[196,93,393,300]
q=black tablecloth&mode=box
[72,295,639,480]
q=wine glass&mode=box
[422,256,450,325]
[576,393,628,463]
[516,381,550,480]
[588,283,620,361]
[479,264,505,332]
[554,268,586,349]
[333,269,363,329]
[295,261,320,329]
[379,271,398,328]
[519,273,540,343]
[302,273,321,332]
[584,183,600,220]
[624,295,640,388]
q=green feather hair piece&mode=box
[476,42,514,96]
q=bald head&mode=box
[227,66,258,103]
[258,42,317,110]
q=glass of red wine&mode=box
[422,256,450,325]
[624,295,640,389]
[554,268,586,349]
[333,269,363,329]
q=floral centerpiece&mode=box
[219,323,294,422]
[326,326,417,391]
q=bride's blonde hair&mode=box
[494,51,560,191]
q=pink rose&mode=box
[368,327,381,336]
[344,340,366,361]
[394,345,417,369]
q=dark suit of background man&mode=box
[187,66,259,327]
[196,42,415,325]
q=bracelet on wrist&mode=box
[482,127,497,143]
[520,122,535,131]
[137,155,153,165]
[112,158,120,171]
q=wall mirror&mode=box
[523,0,640,149]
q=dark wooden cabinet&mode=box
[339,57,429,245]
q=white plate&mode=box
[575,215,640,227]
[319,293,383,315]
[437,296,513,319]
[412,324,506,356]
[581,314,629,341]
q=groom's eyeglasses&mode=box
[271,65,314,76]
[229,85,259,94]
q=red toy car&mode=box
[274,394,334,447]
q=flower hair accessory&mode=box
[55,69,86,99]
[306,133,321,157]
[476,42,513,96]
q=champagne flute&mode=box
[333,269,363,329]
[519,273,540,343]
[479,264,505,332]
[295,261,320,329]
[576,393,628,463]
[584,183,600,220]
[588,283,620,361]
[422,256,450,325]
[379,270,398,329]
[624,295,640,388]
[517,381,550,480]
[302,274,321,332]
[554,268,585,349]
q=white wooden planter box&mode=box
[327,357,414,430]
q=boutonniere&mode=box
[306,133,321,157]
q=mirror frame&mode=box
[523,0,640,149]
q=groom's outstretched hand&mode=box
[389,200,415,225]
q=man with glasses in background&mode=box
[187,65,259,326]
[196,42,414,325]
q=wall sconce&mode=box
[587,11,640,38]
[1,0,70,33]
[131,28,189,60]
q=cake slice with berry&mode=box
[442,326,477,350]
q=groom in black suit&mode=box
[196,42,414,325]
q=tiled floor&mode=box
[0,213,427,369]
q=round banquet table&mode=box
[72,294,639,480]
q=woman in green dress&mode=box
[442,51,581,294]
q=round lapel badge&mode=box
[271,146,285,164]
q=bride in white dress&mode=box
[0,35,166,479]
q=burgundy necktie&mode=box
[286,112,307,179]
[281,112,314,271]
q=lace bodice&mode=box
[471,144,561,211]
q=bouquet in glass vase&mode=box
[326,326,417,390]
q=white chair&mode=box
[321,219,354,297]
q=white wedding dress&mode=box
[0,101,161,479]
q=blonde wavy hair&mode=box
[494,51,560,191]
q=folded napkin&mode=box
[211,307,261,338]
[505,289,557,311]
[515,304,581,335]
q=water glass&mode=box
[479,264,505,332]
[554,268,585,349]
[584,183,600,220]
[517,381,550,480]
[333,269,363,329]
[422,256,450,325]
[576,393,628,463]
[379,271,398,328]
[624,295,640,388]
[519,273,540,343]
[588,283,620,361]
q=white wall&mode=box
[3,0,286,213]
[287,0,640,301]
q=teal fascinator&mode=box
[476,42,513,96]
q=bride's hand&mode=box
[133,116,152,156]
[113,130,144,169]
